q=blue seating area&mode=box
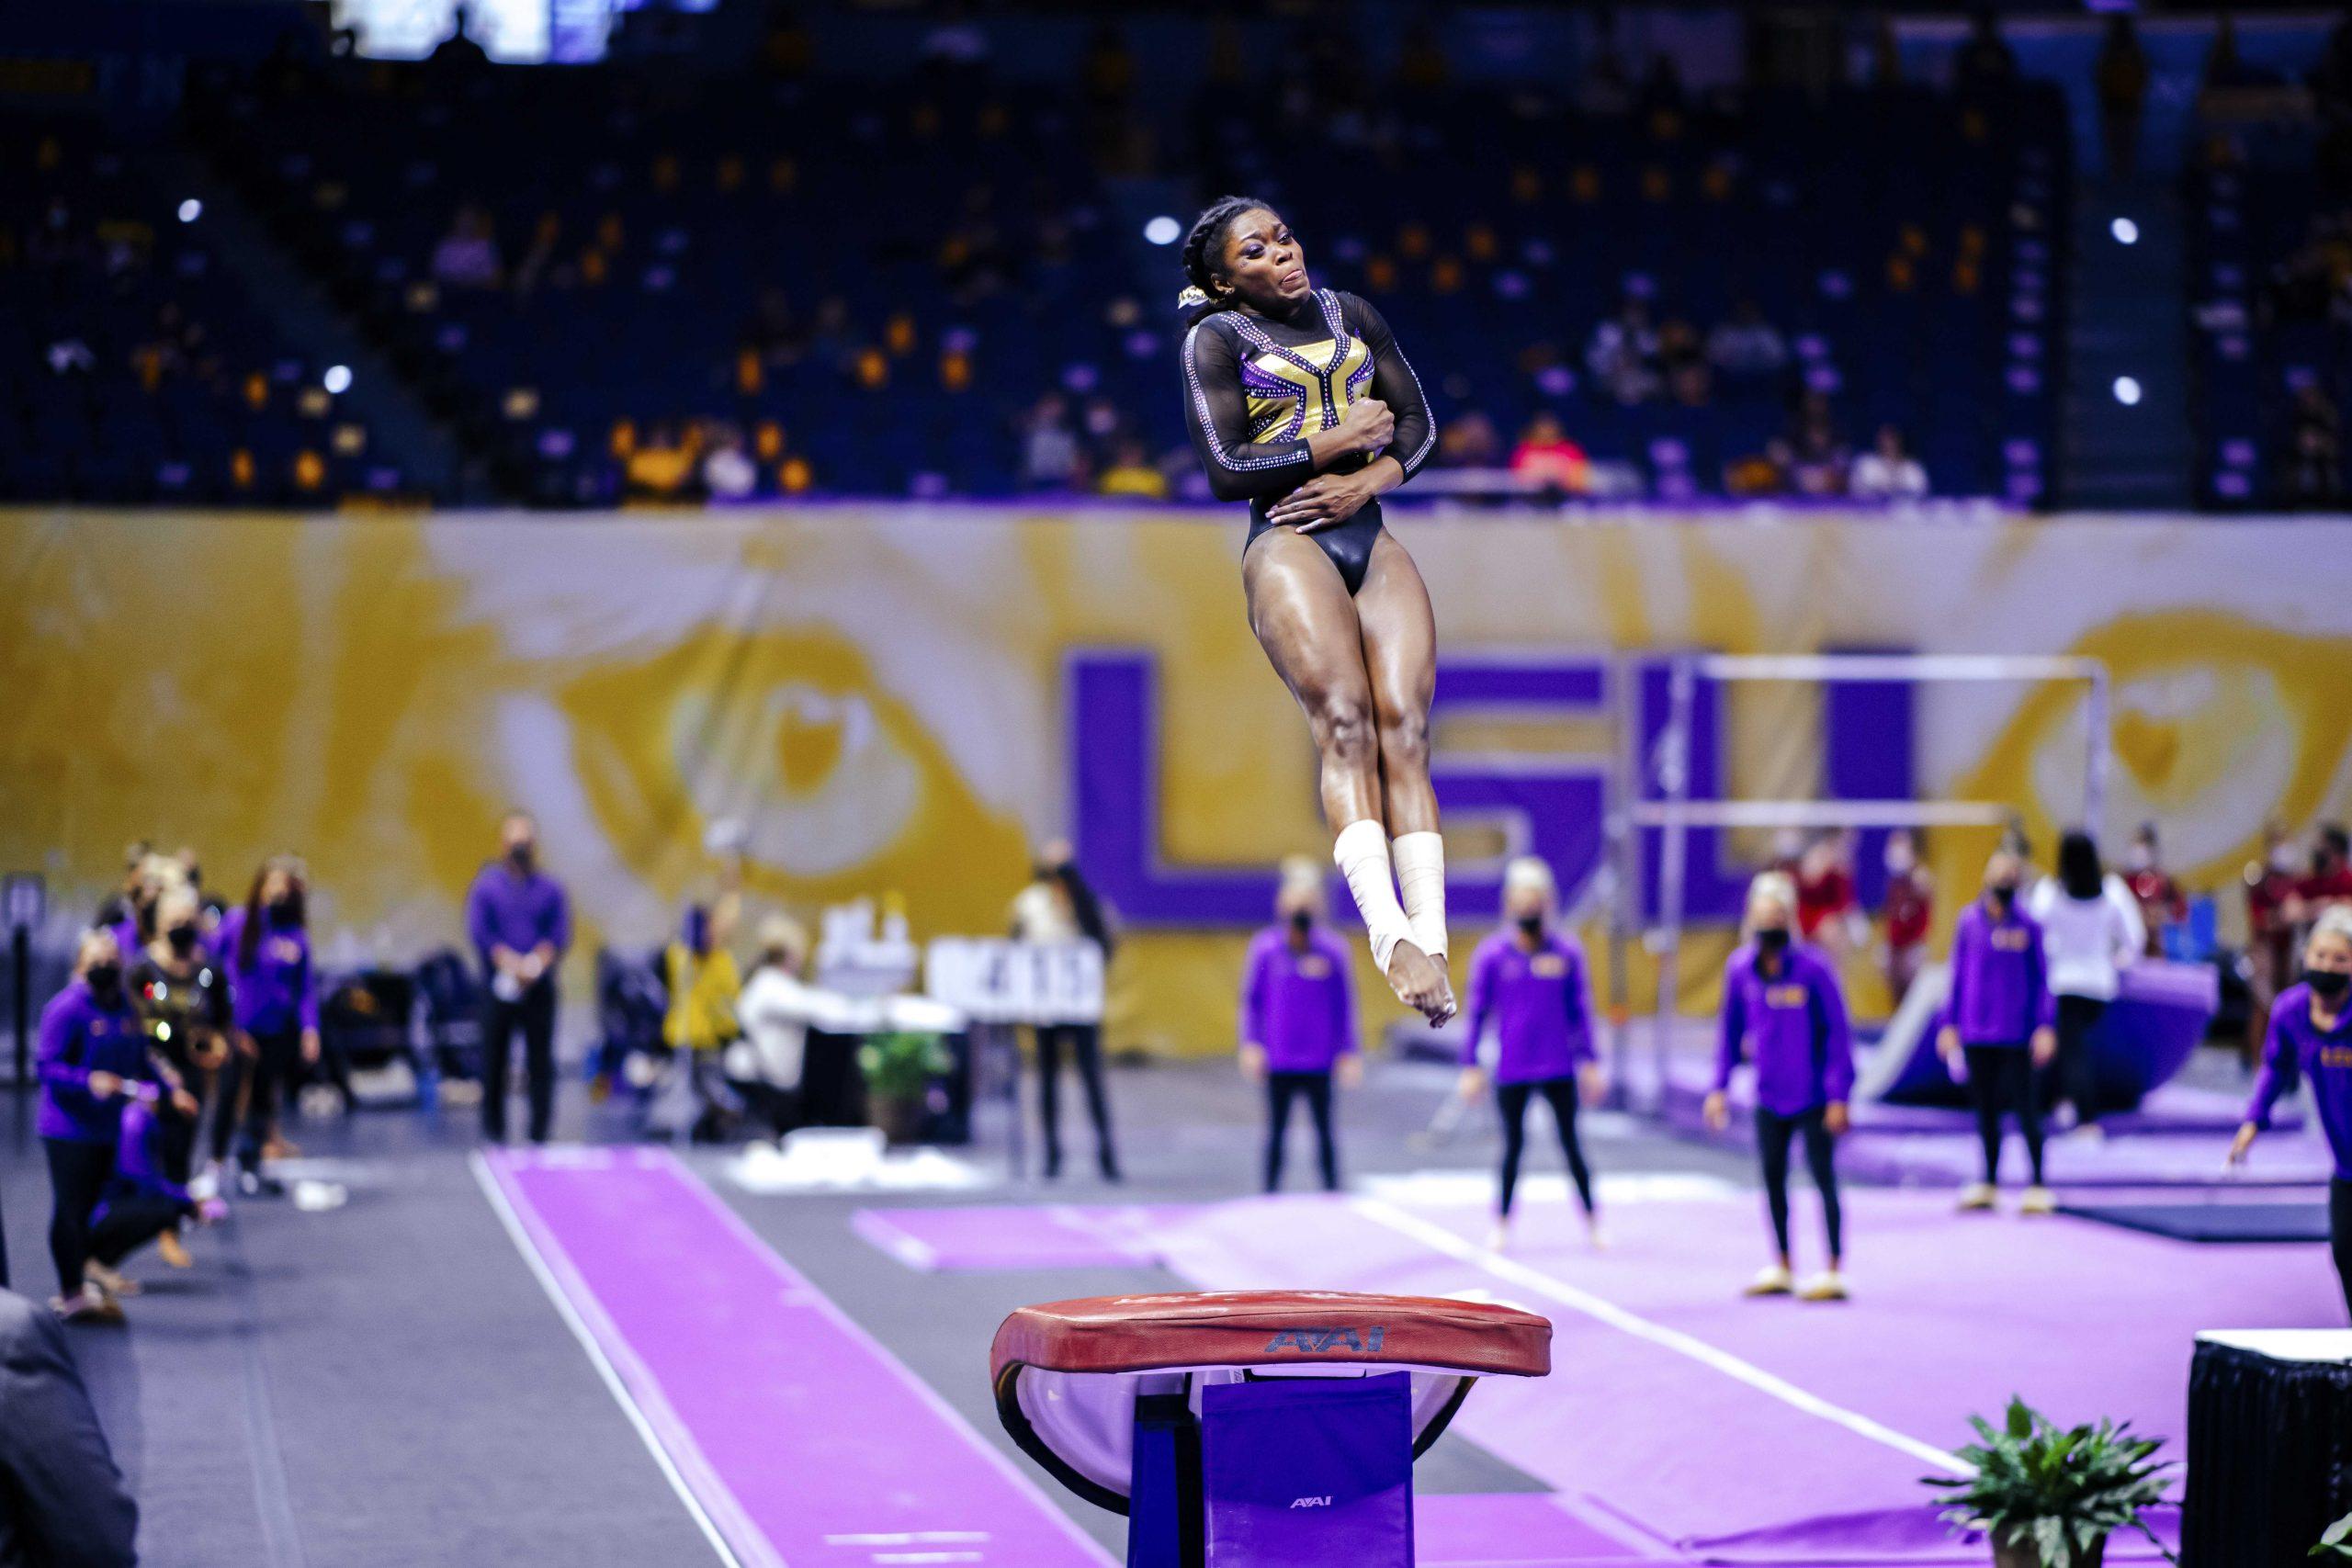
[0,115,395,506]
[1189,82,2070,504]
[175,64,2067,507]
[2185,122,2350,509]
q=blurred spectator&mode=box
[430,204,503,290]
[701,426,758,502]
[1785,392,1850,497]
[626,422,700,501]
[2096,16,2149,178]
[1707,299,1788,378]
[1096,439,1170,501]
[424,9,492,79]
[1955,9,2017,96]
[2295,824,2352,920]
[1849,424,1929,502]
[1022,393,1084,491]
[663,902,744,1144]
[1882,829,1934,1008]
[2288,381,2344,508]
[2124,822,2187,958]
[1658,316,1710,408]
[1587,295,1660,405]
[2246,821,2302,1062]
[1437,408,1502,468]
[1795,834,1865,955]
[1510,412,1592,496]
[0,1286,139,1558]
[94,840,152,930]
[735,914,824,1135]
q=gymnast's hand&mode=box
[1337,395,1394,453]
[1825,1100,1850,1137]
[1265,472,1376,533]
[1702,1089,1729,1134]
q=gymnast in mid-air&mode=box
[1175,196,1451,1022]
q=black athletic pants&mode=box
[1264,1070,1338,1192]
[1962,1043,2045,1186]
[1035,1023,1116,1177]
[2053,994,2107,1126]
[89,1191,193,1269]
[1497,1077,1594,1217]
[43,1138,114,1297]
[482,981,558,1143]
[1756,1107,1842,1261]
[231,1026,302,1173]
[2333,1179,2352,1325]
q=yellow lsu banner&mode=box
[4,506,2348,1055]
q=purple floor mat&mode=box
[484,1148,1113,1567]
[1415,1494,1668,1563]
[1112,1188,2335,1554]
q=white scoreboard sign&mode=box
[923,940,1104,1026]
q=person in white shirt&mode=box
[1849,424,1929,502]
[1011,842,1120,1181]
[2027,830,2147,1135]
[733,916,831,1136]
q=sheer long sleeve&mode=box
[1344,292,1436,482]
[1180,317,1315,502]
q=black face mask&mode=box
[2305,968,2351,1002]
[1988,884,2018,914]
[270,893,304,927]
[1754,926,1792,957]
[508,844,537,873]
[85,964,122,998]
[1516,913,1545,938]
[167,924,198,954]
[1288,909,1313,933]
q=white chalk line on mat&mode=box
[1350,1197,1970,1476]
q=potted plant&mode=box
[2317,1511,2352,1559]
[1926,1397,2174,1568]
[857,1032,949,1146]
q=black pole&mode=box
[10,925,26,1095]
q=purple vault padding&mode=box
[1201,1373,1416,1568]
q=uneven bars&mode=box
[1630,801,2016,829]
[1691,654,2103,683]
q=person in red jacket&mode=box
[2123,822,2186,958]
[1880,829,1934,1008]
[2245,821,2301,1065]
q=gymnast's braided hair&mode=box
[1178,195,1272,321]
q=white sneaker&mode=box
[1485,1220,1512,1253]
[189,1163,220,1202]
[1799,1270,1849,1303]
[2019,1185,2058,1216]
[1957,1182,1998,1213]
[1743,1264,1794,1297]
[53,1284,122,1325]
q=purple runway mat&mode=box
[853,1202,1187,1271]
[482,1148,1113,1568]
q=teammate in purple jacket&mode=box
[1937,849,2059,1214]
[1457,859,1606,1251]
[39,931,166,1322]
[1706,872,1855,1302]
[2231,906,2352,1322]
[1239,859,1363,1192]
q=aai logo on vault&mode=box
[1263,1325,1386,1353]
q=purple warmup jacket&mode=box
[37,982,152,1144]
[214,907,321,1035]
[1463,929,1598,1086]
[105,1093,191,1207]
[1238,925,1359,1073]
[466,863,571,980]
[1713,942,1855,1116]
[2245,981,2352,1180]
[1945,900,2055,1048]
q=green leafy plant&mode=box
[857,1032,950,1101]
[2316,1510,2352,1559]
[1925,1397,2174,1567]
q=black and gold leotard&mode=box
[1179,288,1435,595]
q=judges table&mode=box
[2183,1331,2352,1566]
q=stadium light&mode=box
[1143,216,1181,246]
[2112,376,2142,406]
[2110,217,2139,245]
[324,366,354,394]
[178,198,202,223]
